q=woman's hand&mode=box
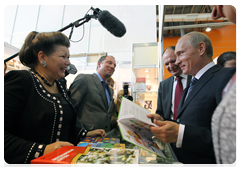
[87,129,106,138]
[43,141,73,155]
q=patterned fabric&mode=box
[211,81,236,164]
[185,77,198,100]
[188,77,198,94]
[4,70,86,163]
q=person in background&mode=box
[69,55,116,133]
[4,31,105,164]
[115,89,130,115]
[211,5,236,24]
[217,51,236,68]
[106,77,118,129]
[211,5,236,164]
[107,77,115,91]
[156,46,191,120]
[111,89,131,129]
[147,31,235,164]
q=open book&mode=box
[118,97,166,158]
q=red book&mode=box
[31,146,139,167]
[31,146,87,164]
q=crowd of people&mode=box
[4,5,236,164]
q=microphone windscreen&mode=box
[67,64,77,75]
[98,10,126,37]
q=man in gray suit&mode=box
[156,46,191,120]
[69,55,116,133]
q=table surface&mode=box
[106,128,179,164]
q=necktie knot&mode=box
[187,77,198,97]
[102,81,107,87]
[190,77,198,87]
[176,76,182,81]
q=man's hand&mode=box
[147,113,164,122]
[150,119,179,143]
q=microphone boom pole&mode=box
[4,14,93,63]
[4,7,126,63]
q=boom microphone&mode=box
[98,10,126,37]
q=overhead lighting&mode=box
[146,75,149,78]
[206,27,211,32]
[145,69,150,72]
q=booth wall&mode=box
[162,25,236,79]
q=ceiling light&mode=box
[206,27,211,32]
[145,69,150,72]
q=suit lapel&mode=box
[177,65,221,119]
[166,77,174,119]
[186,75,192,85]
[92,73,108,109]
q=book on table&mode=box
[80,137,120,143]
[118,97,166,158]
[77,136,125,148]
[77,142,125,149]
[31,146,139,164]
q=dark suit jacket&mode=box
[156,75,192,120]
[171,65,236,164]
[69,73,114,133]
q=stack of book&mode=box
[31,98,169,164]
[31,137,139,164]
[77,137,125,149]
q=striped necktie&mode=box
[186,77,198,100]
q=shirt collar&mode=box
[96,72,104,82]
[174,73,188,81]
[194,62,215,80]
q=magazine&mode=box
[118,97,166,158]
[81,137,120,143]
[31,146,139,164]
[77,142,125,149]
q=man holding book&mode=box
[147,31,235,164]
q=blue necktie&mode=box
[186,77,198,99]
[102,81,110,107]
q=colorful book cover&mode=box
[31,146,139,164]
[81,137,120,143]
[77,142,125,148]
[118,97,166,158]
